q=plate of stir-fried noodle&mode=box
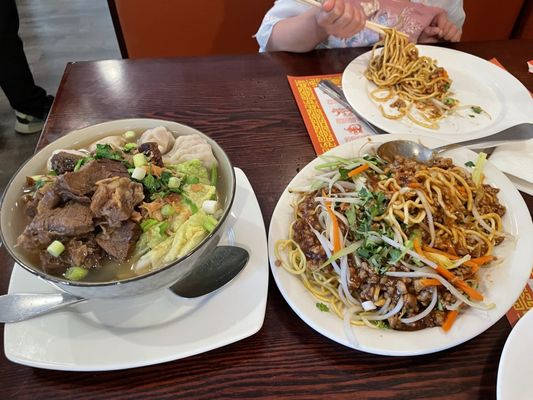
[268,135,533,355]
[341,29,533,139]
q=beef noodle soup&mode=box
[15,126,222,283]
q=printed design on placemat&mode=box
[291,76,339,154]
[288,74,374,155]
[506,269,533,326]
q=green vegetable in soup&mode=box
[134,210,214,272]
[171,159,210,184]
[64,266,88,281]
[182,183,216,208]
[47,240,65,257]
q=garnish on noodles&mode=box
[364,28,488,129]
[275,152,505,339]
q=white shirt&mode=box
[255,0,465,52]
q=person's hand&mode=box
[315,0,366,39]
[418,11,461,43]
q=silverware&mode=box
[0,245,249,323]
[376,123,533,163]
[317,80,385,136]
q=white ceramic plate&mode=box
[268,134,533,356]
[497,309,533,400]
[4,168,268,371]
[342,46,533,140]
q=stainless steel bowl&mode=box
[0,119,235,298]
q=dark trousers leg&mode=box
[0,0,48,118]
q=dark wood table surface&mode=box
[1,39,532,399]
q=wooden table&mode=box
[1,40,532,399]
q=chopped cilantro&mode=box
[465,161,475,167]
[34,179,46,190]
[74,156,92,172]
[123,143,138,152]
[94,144,123,161]
[142,174,160,192]
[316,302,329,312]
[339,167,350,180]
[443,97,458,106]
[471,106,483,114]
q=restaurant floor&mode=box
[0,0,120,190]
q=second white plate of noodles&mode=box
[268,134,533,356]
[342,46,533,141]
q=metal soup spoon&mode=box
[377,123,533,163]
[0,245,249,323]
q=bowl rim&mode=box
[0,118,236,287]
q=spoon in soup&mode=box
[0,245,249,323]
[377,123,533,163]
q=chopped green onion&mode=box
[64,266,88,281]
[210,164,218,186]
[131,166,147,180]
[47,240,65,257]
[133,153,148,167]
[123,130,136,140]
[158,221,169,235]
[140,218,158,232]
[161,204,175,217]
[464,161,475,168]
[168,176,180,189]
[316,302,329,312]
[471,106,483,114]
[202,215,218,232]
[123,143,138,152]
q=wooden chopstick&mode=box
[295,0,397,36]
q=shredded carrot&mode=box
[435,264,484,301]
[347,163,370,178]
[470,255,494,266]
[419,278,442,287]
[447,244,457,256]
[442,310,459,332]
[414,238,425,258]
[143,164,164,177]
[407,182,421,189]
[322,190,342,253]
[464,262,480,276]
[423,246,459,260]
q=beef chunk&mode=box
[56,159,128,198]
[36,183,61,214]
[39,235,104,275]
[50,151,84,175]
[67,235,104,268]
[138,142,164,167]
[40,251,70,275]
[96,220,140,261]
[17,202,94,250]
[91,177,144,227]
